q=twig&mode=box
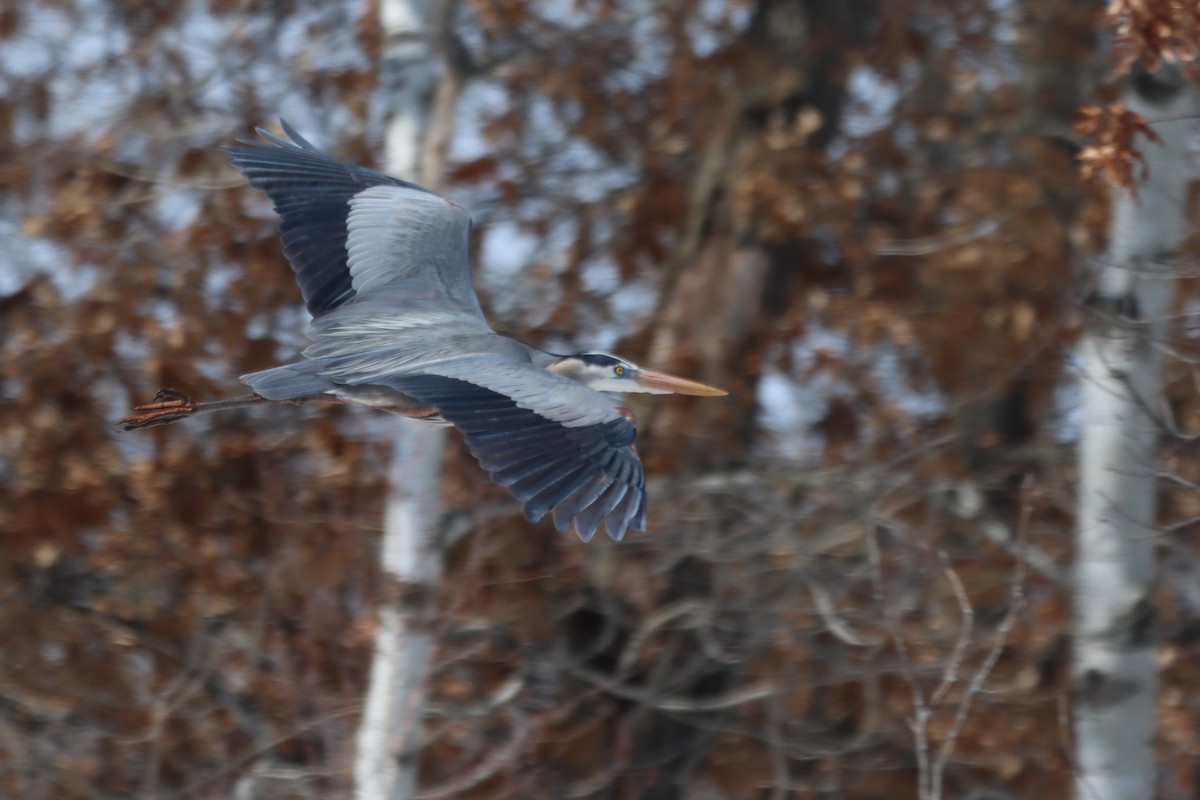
[929,485,1032,800]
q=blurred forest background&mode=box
[2,0,1200,798]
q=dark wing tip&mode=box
[278,118,318,149]
[387,375,646,542]
[520,445,644,543]
[221,119,404,319]
[222,119,315,160]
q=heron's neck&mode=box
[544,356,587,383]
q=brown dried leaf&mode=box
[1076,103,1164,193]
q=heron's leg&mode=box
[120,388,344,430]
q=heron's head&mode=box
[548,353,727,396]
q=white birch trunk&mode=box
[354,1,455,797]
[355,427,445,800]
[1073,68,1194,800]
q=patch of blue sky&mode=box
[448,81,509,163]
[756,369,822,459]
[299,2,372,67]
[0,218,99,302]
[870,342,944,421]
[757,326,947,458]
[4,4,133,142]
[0,220,56,294]
[756,327,851,458]
[195,348,240,384]
[159,9,242,111]
[941,0,1020,90]
[235,302,311,358]
[109,334,165,461]
[989,0,1020,46]
[452,72,636,213]
[439,86,511,226]
[153,187,204,231]
[477,220,542,319]
[891,120,917,154]
[144,297,183,328]
[579,276,658,355]
[610,271,655,316]
[477,222,563,333]
[684,0,750,58]
[581,253,620,296]
[107,127,159,164]
[566,142,638,202]
[202,261,240,305]
[479,219,539,280]
[0,77,40,145]
[65,8,130,71]
[0,5,72,78]
[46,73,129,144]
[625,5,669,79]
[844,66,901,139]
[145,2,370,137]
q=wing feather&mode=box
[554,476,616,542]
[226,121,484,320]
[575,485,629,542]
[523,465,597,524]
[384,371,647,541]
[607,489,641,541]
[495,453,574,485]
[344,188,480,319]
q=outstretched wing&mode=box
[226,121,484,320]
[227,123,647,541]
[385,362,647,542]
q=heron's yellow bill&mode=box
[636,369,729,396]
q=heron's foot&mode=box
[120,388,198,430]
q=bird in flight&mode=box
[122,122,726,541]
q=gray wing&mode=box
[345,185,481,317]
[384,358,647,542]
[226,120,484,320]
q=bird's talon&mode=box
[152,388,190,404]
[119,389,198,430]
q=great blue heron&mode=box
[122,122,726,541]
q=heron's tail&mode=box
[240,362,332,400]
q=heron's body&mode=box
[123,122,725,542]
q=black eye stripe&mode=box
[578,353,622,368]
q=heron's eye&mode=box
[614,366,625,376]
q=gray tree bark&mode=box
[1073,66,1195,800]
[354,1,462,798]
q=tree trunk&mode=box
[1073,66,1194,800]
[640,0,877,470]
[354,427,445,800]
[354,1,463,797]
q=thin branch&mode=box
[414,709,529,800]
[872,218,1002,257]
[803,574,882,647]
[930,485,1032,800]
[928,550,975,712]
